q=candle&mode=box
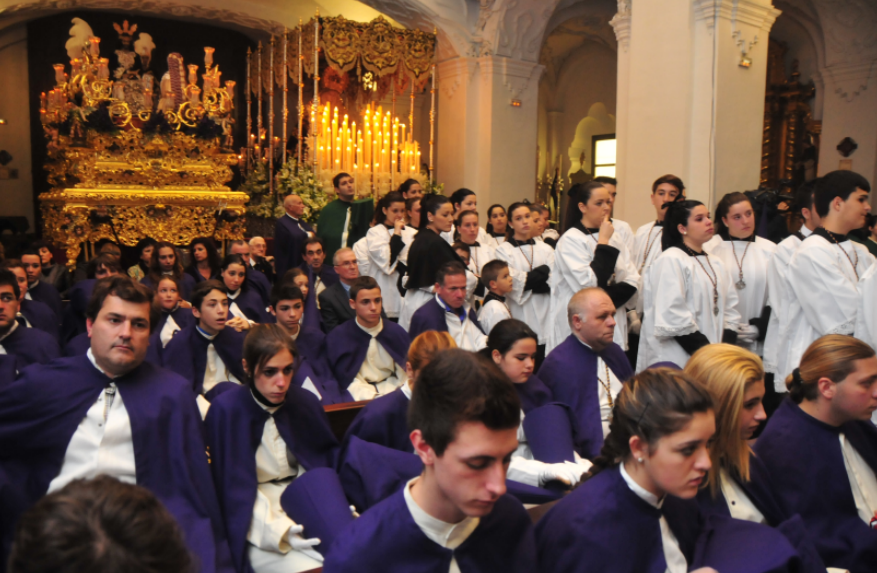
[188,64,198,86]
[189,86,201,106]
[53,64,66,86]
[40,92,47,112]
[98,58,109,80]
[225,80,236,103]
[204,47,215,69]
[89,37,100,58]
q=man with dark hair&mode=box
[300,237,339,305]
[269,284,342,404]
[1,260,59,341]
[409,261,487,350]
[162,280,246,414]
[785,170,875,380]
[317,172,375,263]
[31,240,69,294]
[326,277,410,402]
[61,254,122,343]
[20,247,62,320]
[276,194,315,280]
[228,240,271,306]
[324,349,538,572]
[8,475,194,573]
[764,179,821,402]
[0,268,59,372]
[0,276,234,572]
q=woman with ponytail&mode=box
[686,344,827,573]
[483,319,591,489]
[637,200,746,371]
[756,334,877,573]
[205,324,345,573]
[365,192,408,320]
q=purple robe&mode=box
[326,319,411,401]
[324,486,538,573]
[0,356,234,573]
[515,373,554,413]
[537,334,633,459]
[162,324,247,395]
[63,332,90,357]
[227,288,270,323]
[141,273,197,301]
[144,306,197,365]
[341,387,413,458]
[204,383,339,573]
[60,278,95,342]
[275,216,314,279]
[408,297,484,340]
[26,280,62,320]
[245,269,272,307]
[301,262,340,289]
[19,299,59,340]
[292,353,345,406]
[755,398,877,573]
[0,325,59,373]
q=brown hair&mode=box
[8,475,193,573]
[587,368,714,479]
[242,324,298,382]
[685,344,763,495]
[86,253,122,279]
[281,267,308,287]
[85,276,159,334]
[148,242,184,282]
[407,331,456,375]
[714,192,752,237]
[652,174,686,194]
[349,276,380,301]
[408,349,520,456]
[787,334,875,403]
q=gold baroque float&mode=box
[38,16,248,268]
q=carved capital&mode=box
[479,55,543,100]
[822,60,877,102]
[609,4,631,53]
[436,57,478,100]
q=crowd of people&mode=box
[0,169,876,573]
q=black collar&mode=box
[484,292,506,304]
[573,220,600,236]
[653,221,664,227]
[671,244,705,257]
[719,229,755,242]
[251,385,283,409]
[814,227,848,243]
[507,237,535,247]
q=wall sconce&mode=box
[510,99,522,107]
[739,57,752,68]
[0,119,7,125]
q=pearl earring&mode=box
[637,457,643,463]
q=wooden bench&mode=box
[323,401,369,442]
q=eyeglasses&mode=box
[336,261,358,267]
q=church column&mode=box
[817,63,877,187]
[436,55,544,215]
[610,0,632,224]
[616,0,780,228]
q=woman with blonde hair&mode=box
[340,331,456,455]
[686,344,826,573]
[756,334,877,573]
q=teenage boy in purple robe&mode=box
[0,269,58,374]
[270,284,343,404]
[537,287,633,460]
[2,260,58,341]
[20,247,62,320]
[0,276,234,573]
[408,261,487,351]
[60,254,122,343]
[324,349,538,573]
[162,280,246,415]
[756,334,877,573]
[325,276,410,402]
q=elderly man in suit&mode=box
[318,247,363,332]
[275,194,315,281]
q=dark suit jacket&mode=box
[275,215,314,280]
[318,281,387,333]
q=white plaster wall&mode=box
[0,24,34,230]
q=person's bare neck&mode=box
[410,470,466,524]
[822,215,854,236]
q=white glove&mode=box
[627,310,642,336]
[287,524,321,552]
[538,462,586,488]
[736,324,759,344]
[573,458,593,475]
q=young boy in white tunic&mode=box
[477,260,514,336]
[785,170,874,379]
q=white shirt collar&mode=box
[356,317,383,337]
[401,382,412,400]
[286,213,300,222]
[0,320,19,342]
[620,461,663,509]
[196,325,218,340]
[801,225,814,238]
[86,347,117,379]
[227,289,240,300]
[403,477,479,549]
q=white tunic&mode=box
[477,298,512,337]
[548,227,640,352]
[702,234,722,254]
[612,218,635,256]
[507,409,592,488]
[437,294,487,351]
[719,468,766,524]
[840,433,877,526]
[632,222,665,314]
[463,241,496,308]
[637,247,743,371]
[496,240,556,345]
[855,262,877,354]
[403,477,479,573]
[785,233,874,382]
[48,349,136,493]
[247,396,323,572]
[365,225,407,318]
[348,319,407,401]
[0,320,19,354]
[619,463,688,573]
[764,228,809,381]
[159,313,182,347]
[397,226,419,267]
[710,236,776,355]
[352,236,371,278]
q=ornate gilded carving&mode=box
[321,16,362,74]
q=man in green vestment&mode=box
[316,172,375,263]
